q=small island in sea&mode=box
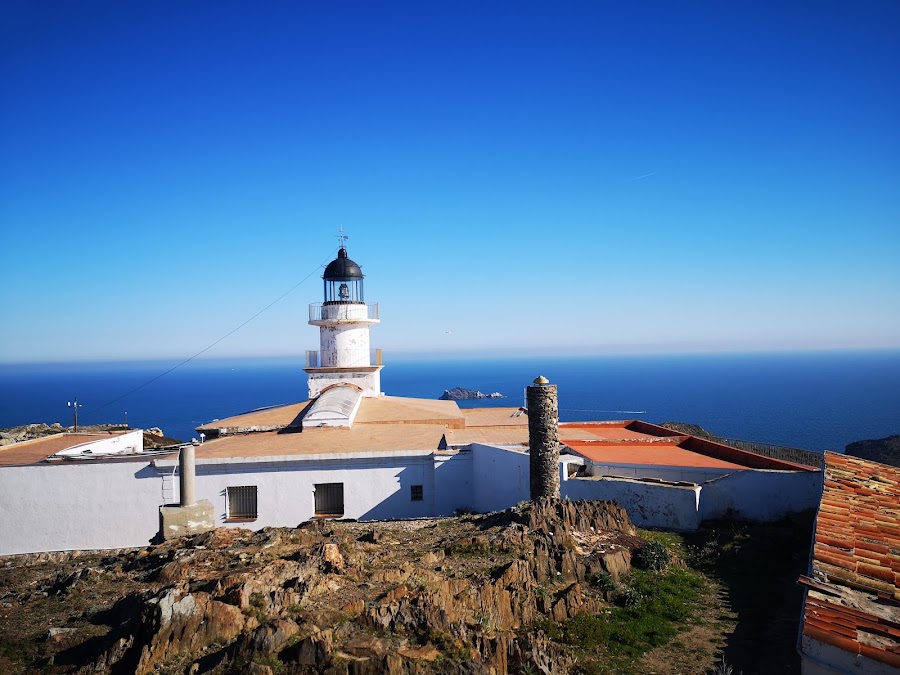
[439,387,505,401]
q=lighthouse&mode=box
[305,243,382,400]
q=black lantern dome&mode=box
[323,247,365,303]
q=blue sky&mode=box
[1,1,898,363]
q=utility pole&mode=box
[67,398,82,431]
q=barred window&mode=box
[227,486,258,521]
[410,485,424,501]
[314,483,344,517]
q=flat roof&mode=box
[194,424,447,458]
[0,400,813,474]
[800,452,900,670]
[560,420,815,472]
[354,396,466,428]
[563,438,748,470]
[0,432,139,467]
[197,396,469,434]
[196,402,310,433]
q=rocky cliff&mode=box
[845,434,900,468]
[0,499,638,675]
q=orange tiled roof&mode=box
[801,452,900,669]
[562,438,749,470]
[560,420,816,472]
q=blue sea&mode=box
[1,351,898,453]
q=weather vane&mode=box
[337,226,348,249]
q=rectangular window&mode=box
[314,483,344,517]
[410,485,424,501]
[226,486,258,521]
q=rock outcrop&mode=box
[2,499,637,674]
[439,387,504,400]
[0,422,65,446]
[845,434,900,468]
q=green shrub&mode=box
[616,584,642,607]
[590,571,616,593]
[633,541,671,571]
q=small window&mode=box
[227,486,258,521]
[410,485,424,501]
[314,483,344,517]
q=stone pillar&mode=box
[179,446,196,507]
[527,376,560,501]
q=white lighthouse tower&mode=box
[305,241,382,400]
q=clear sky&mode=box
[1,1,898,363]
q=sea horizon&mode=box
[2,345,898,369]
[1,349,898,455]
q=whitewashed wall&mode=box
[0,443,824,556]
[0,461,164,555]
[562,475,702,530]
[700,469,823,522]
[471,444,530,512]
[175,451,437,527]
[433,451,474,515]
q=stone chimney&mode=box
[527,376,560,500]
[159,445,214,541]
[179,445,196,507]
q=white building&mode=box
[0,246,823,556]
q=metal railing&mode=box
[309,303,379,321]
[306,348,383,368]
[720,438,825,469]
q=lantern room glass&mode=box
[324,277,364,304]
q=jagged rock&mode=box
[129,585,246,674]
[322,542,346,573]
[439,387,505,400]
[280,627,334,665]
[398,644,441,661]
[245,618,299,655]
[10,499,637,675]
[846,434,900,468]
[47,626,77,643]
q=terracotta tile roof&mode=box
[801,451,900,669]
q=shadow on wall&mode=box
[356,464,433,521]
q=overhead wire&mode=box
[84,247,339,418]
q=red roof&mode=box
[801,452,900,669]
[559,420,816,472]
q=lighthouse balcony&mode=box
[309,302,379,323]
[306,348,383,369]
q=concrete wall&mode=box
[471,443,529,512]
[700,469,823,522]
[0,461,165,555]
[562,475,702,530]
